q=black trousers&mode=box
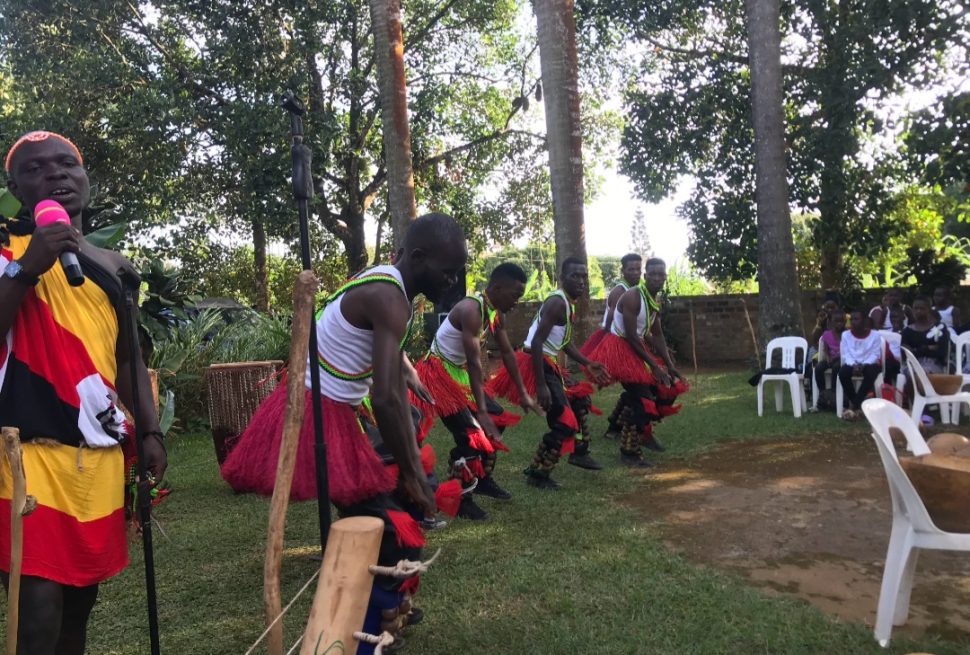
[837,363,881,410]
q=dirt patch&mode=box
[623,430,970,642]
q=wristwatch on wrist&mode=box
[3,260,39,286]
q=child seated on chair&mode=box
[903,296,950,374]
[815,311,845,395]
[839,309,883,420]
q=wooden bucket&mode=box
[900,453,970,533]
[927,373,963,395]
[206,360,284,464]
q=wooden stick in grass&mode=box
[740,298,761,369]
[689,300,699,378]
[300,516,383,655]
[3,426,36,655]
[263,270,318,655]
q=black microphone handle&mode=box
[61,252,85,287]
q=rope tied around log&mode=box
[353,630,395,655]
[368,548,441,579]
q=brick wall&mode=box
[498,287,970,366]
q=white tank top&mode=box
[611,285,657,338]
[307,265,411,404]
[525,290,573,356]
[601,282,631,328]
[432,309,466,365]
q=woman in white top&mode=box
[838,309,883,419]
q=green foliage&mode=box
[665,260,710,297]
[583,0,968,284]
[906,91,970,189]
[137,257,201,346]
[149,310,292,427]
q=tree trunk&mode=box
[252,217,269,312]
[370,0,417,252]
[534,0,590,337]
[745,0,804,342]
[341,206,370,275]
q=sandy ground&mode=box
[623,431,970,642]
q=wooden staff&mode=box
[264,271,319,655]
[688,300,699,377]
[300,516,384,655]
[2,426,36,655]
[740,298,761,369]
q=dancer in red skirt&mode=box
[580,252,642,439]
[221,213,467,654]
[414,263,541,520]
[589,258,688,467]
[487,257,609,490]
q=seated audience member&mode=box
[870,289,910,331]
[902,295,950,374]
[838,309,883,420]
[815,311,845,394]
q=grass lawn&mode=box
[5,372,967,654]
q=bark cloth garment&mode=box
[0,230,130,587]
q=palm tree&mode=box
[534,0,590,326]
[745,0,804,340]
[370,0,417,251]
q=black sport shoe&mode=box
[474,476,513,500]
[386,636,406,653]
[642,436,665,452]
[568,452,603,470]
[603,429,620,440]
[525,473,561,491]
[457,496,488,520]
[620,452,653,468]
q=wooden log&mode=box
[300,516,384,655]
[2,426,34,655]
[263,271,319,655]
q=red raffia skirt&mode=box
[413,355,472,418]
[579,328,607,357]
[221,384,394,506]
[589,334,689,401]
[486,351,601,404]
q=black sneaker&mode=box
[386,636,406,653]
[642,436,665,452]
[457,496,488,521]
[525,473,561,491]
[603,429,620,440]
[406,607,424,626]
[568,452,603,470]
[620,452,653,468]
[474,476,513,500]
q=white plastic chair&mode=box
[861,398,970,647]
[903,346,970,425]
[952,331,970,384]
[811,336,828,410]
[878,332,907,404]
[757,336,808,418]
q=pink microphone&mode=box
[34,200,84,286]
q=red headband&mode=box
[4,131,84,173]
